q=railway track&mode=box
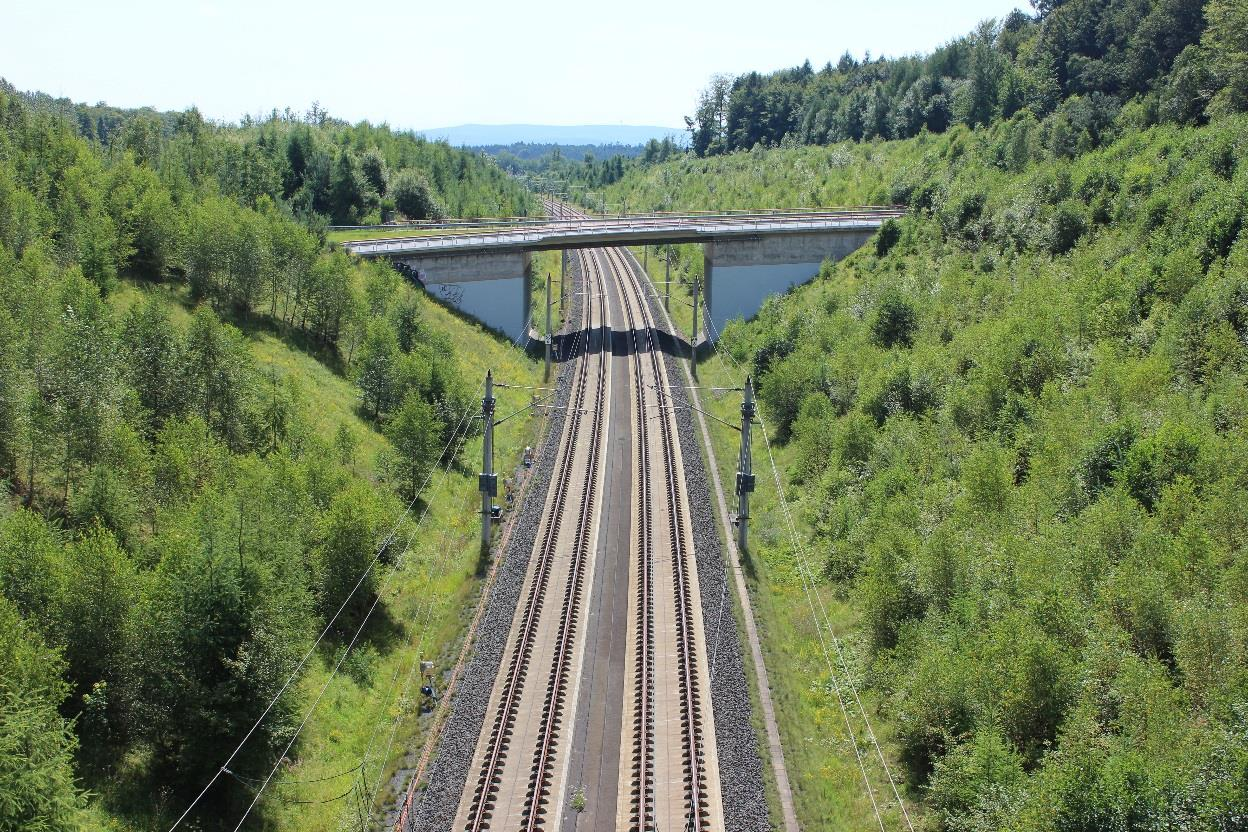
[604,244,720,832]
[458,240,611,832]
[450,201,723,832]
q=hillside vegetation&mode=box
[685,0,1246,157]
[0,84,542,830]
[607,97,1248,831]
[529,0,1248,211]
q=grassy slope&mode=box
[528,249,566,338]
[99,278,545,831]
[613,118,1248,829]
[622,141,926,829]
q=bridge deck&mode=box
[341,208,903,258]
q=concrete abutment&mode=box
[389,227,878,346]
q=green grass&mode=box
[259,289,544,831]
[631,249,919,831]
[528,250,568,337]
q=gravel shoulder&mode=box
[638,267,771,832]
[404,257,586,832]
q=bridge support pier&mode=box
[397,251,532,343]
[699,228,874,342]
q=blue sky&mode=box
[7,0,1027,129]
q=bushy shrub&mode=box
[1079,421,1136,498]
[928,731,1025,829]
[758,351,823,440]
[859,525,925,652]
[870,289,918,349]
[1045,200,1087,254]
[1122,421,1202,509]
[961,442,1012,515]
[875,218,902,257]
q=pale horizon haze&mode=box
[9,0,1028,131]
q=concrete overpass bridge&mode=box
[340,208,903,343]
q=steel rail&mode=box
[516,249,610,831]
[615,245,657,832]
[463,246,609,832]
[605,240,711,832]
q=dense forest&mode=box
[686,0,1247,157]
[0,81,534,829]
[481,141,652,164]
[595,1,1248,829]
[8,83,534,224]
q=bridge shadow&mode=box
[546,319,691,366]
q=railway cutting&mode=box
[400,205,766,832]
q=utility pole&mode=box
[560,250,566,313]
[736,375,756,552]
[664,252,671,314]
[479,370,497,553]
[690,277,700,380]
[643,244,648,272]
[544,273,553,382]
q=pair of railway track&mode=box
[455,219,718,830]
[610,242,714,832]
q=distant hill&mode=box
[418,123,685,147]
[476,142,651,162]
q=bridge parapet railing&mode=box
[341,207,906,254]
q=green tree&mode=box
[870,289,918,349]
[314,482,387,622]
[359,148,388,197]
[115,163,180,279]
[0,598,87,831]
[262,206,319,324]
[1204,0,1248,116]
[50,271,120,503]
[151,415,225,507]
[123,300,185,430]
[182,197,235,306]
[124,508,307,794]
[58,526,136,701]
[383,391,444,502]
[390,169,445,221]
[0,510,64,635]
[392,295,423,353]
[181,307,256,450]
[355,319,400,418]
[329,150,376,224]
[304,251,356,345]
[928,730,1025,828]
